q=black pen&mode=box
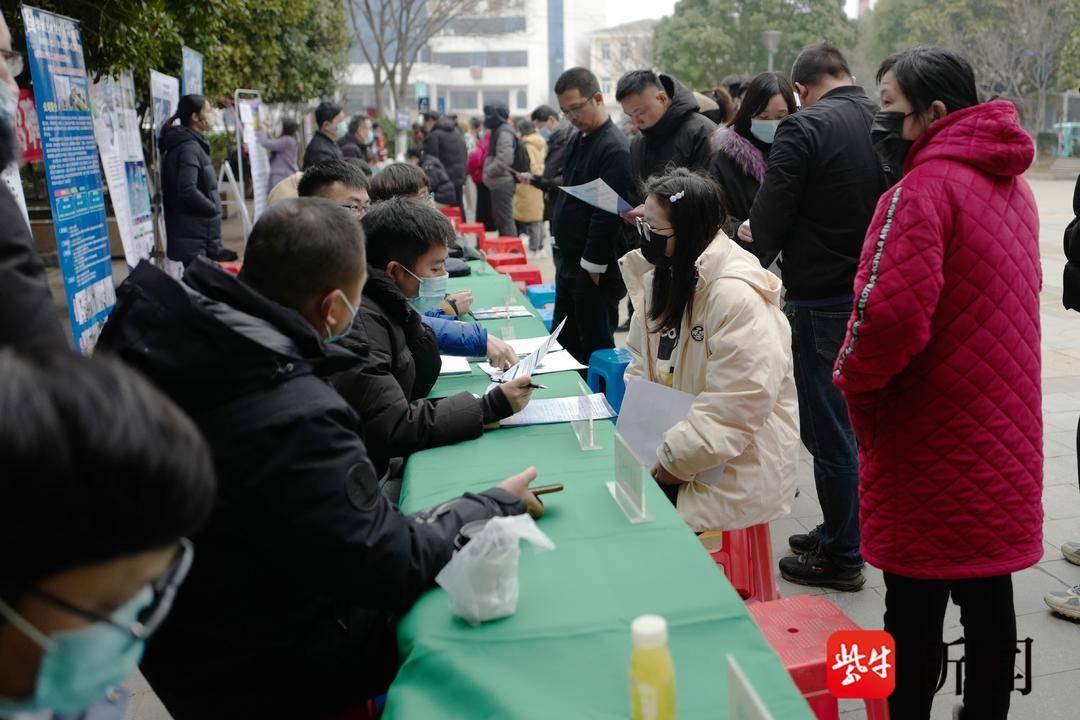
[494,378,548,390]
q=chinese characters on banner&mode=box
[90,72,154,268]
[181,46,204,96]
[237,95,270,222]
[826,630,895,699]
[22,5,116,353]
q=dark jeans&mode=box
[552,253,623,366]
[884,572,1016,720]
[489,185,516,237]
[784,303,861,566]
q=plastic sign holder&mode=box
[727,655,774,720]
[571,418,602,451]
[607,431,654,524]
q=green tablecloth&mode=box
[384,264,811,719]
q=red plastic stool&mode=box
[439,206,463,221]
[479,235,526,256]
[458,222,487,244]
[486,252,526,269]
[218,260,243,276]
[748,596,890,720]
[699,523,779,604]
[497,264,542,286]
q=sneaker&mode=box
[779,549,866,591]
[1062,541,1080,566]
[1044,584,1080,620]
[208,247,239,262]
[789,525,822,555]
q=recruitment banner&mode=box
[22,5,116,353]
[181,46,204,96]
[90,72,154,267]
[16,88,43,163]
[149,70,183,278]
[236,93,270,221]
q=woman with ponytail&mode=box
[618,168,799,532]
[158,94,235,264]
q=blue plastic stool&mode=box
[526,283,556,309]
[587,347,631,413]
[538,307,554,331]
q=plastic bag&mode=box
[435,514,555,626]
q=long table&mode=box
[383,265,811,719]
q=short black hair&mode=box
[531,105,558,122]
[298,159,370,197]
[347,114,371,134]
[616,69,663,102]
[555,67,600,98]
[721,74,749,98]
[731,72,797,139]
[517,118,535,135]
[791,43,852,86]
[239,198,366,309]
[369,162,430,202]
[0,350,216,584]
[315,101,343,127]
[405,147,423,161]
[877,46,979,117]
[280,118,299,137]
[361,196,454,271]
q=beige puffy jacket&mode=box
[513,132,546,223]
[619,232,800,532]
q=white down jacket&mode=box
[619,232,799,532]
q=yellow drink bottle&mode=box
[629,614,676,720]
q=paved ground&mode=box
[60,178,1076,719]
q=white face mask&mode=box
[323,290,359,343]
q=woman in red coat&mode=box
[833,48,1042,720]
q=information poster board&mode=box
[181,46,204,96]
[236,93,270,221]
[22,5,116,352]
[149,70,183,278]
[90,72,154,267]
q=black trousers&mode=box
[552,257,623,366]
[883,572,1016,720]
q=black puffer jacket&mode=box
[709,125,770,240]
[530,124,575,222]
[420,155,457,206]
[159,126,222,264]
[1064,174,1080,310]
[332,269,511,476]
[304,130,344,169]
[628,73,717,202]
[98,258,525,719]
[423,117,468,187]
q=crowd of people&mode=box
[0,4,1076,716]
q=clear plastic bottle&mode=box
[629,614,676,720]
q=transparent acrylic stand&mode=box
[571,417,602,451]
[606,431,654,524]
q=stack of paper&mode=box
[478,350,585,379]
[471,305,534,320]
[439,355,472,376]
[485,318,568,392]
[501,393,615,427]
[507,336,563,357]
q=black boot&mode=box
[208,247,239,262]
[779,548,865,591]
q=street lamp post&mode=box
[763,29,782,73]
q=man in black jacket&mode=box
[549,67,632,365]
[743,43,888,591]
[423,113,468,209]
[97,198,542,719]
[0,18,67,355]
[523,104,574,225]
[616,70,717,207]
[303,101,346,169]
[339,114,377,164]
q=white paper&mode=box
[727,655,775,720]
[558,178,633,215]
[478,350,585,379]
[472,305,534,320]
[507,336,563,357]
[500,393,614,427]
[484,318,567,392]
[439,355,472,376]
[615,377,722,485]
[238,97,271,221]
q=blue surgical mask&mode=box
[750,119,781,145]
[0,587,154,714]
[336,120,349,139]
[404,267,449,312]
[538,127,552,141]
[323,290,359,343]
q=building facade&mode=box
[587,19,658,114]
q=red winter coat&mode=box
[833,101,1043,580]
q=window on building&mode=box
[601,41,611,61]
[484,89,510,108]
[449,89,479,111]
[601,78,613,96]
[516,90,527,109]
[431,50,528,68]
[442,16,527,35]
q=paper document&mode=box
[478,350,585,379]
[507,336,563,357]
[439,355,472,376]
[559,178,633,215]
[471,305,534,320]
[615,378,722,484]
[501,393,615,427]
[486,318,567,392]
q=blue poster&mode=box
[22,6,115,353]
[182,46,204,96]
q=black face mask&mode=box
[871,111,913,186]
[637,218,674,268]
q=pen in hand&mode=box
[494,378,548,390]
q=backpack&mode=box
[505,125,530,173]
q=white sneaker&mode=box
[1062,541,1080,566]
[1044,584,1080,620]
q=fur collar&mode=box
[710,126,767,184]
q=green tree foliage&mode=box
[3,1,347,105]
[655,0,857,90]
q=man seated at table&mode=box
[96,197,544,719]
[298,160,519,369]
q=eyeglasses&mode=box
[19,538,193,640]
[339,202,369,217]
[0,49,24,78]
[636,216,673,242]
[559,98,593,120]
